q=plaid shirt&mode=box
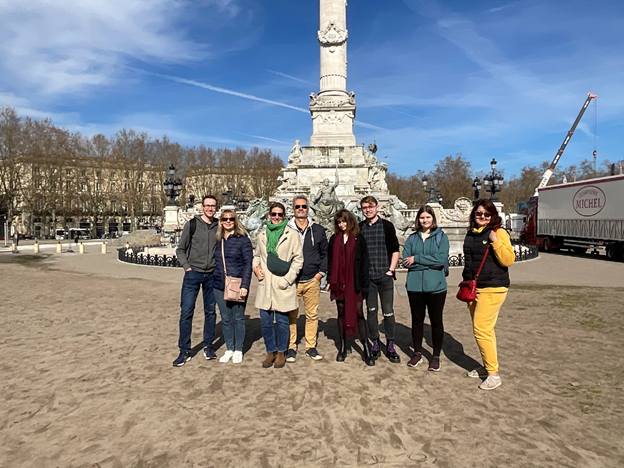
[361,218,389,279]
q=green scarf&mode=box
[266,219,288,254]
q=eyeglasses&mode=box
[294,204,308,210]
[203,204,217,209]
[475,211,492,218]
[270,212,285,217]
[221,217,235,222]
[361,205,377,211]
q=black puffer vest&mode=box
[462,228,510,288]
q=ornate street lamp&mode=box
[422,176,443,204]
[163,164,182,206]
[472,177,482,204]
[222,188,250,211]
[483,158,504,202]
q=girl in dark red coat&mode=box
[326,209,374,366]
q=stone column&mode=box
[309,0,356,147]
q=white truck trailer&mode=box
[520,175,624,260]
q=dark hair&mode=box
[202,195,218,205]
[413,205,438,232]
[468,199,502,230]
[333,209,360,236]
[359,195,378,207]
[268,202,286,215]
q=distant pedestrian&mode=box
[253,202,303,369]
[462,199,515,390]
[213,210,253,364]
[402,205,449,371]
[172,195,219,367]
[327,209,374,365]
[13,228,19,247]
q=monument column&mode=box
[309,0,356,147]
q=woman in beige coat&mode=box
[253,202,304,369]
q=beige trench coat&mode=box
[253,226,304,312]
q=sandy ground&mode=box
[1,249,623,468]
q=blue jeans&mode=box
[178,270,216,353]
[259,309,289,353]
[215,288,247,352]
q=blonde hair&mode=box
[217,209,248,240]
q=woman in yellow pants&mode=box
[461,199,515,390]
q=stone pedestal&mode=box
[163,205,180,233]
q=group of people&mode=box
[172,194,514,390]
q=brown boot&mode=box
[274,351,286,368]
[262,352,276,368]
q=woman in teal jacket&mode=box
[402,205,449,371]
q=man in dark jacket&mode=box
[172,195,219,367]
[359,196,401,363]
[285,195,328,362]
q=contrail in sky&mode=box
[266,69,315,86]
[143,69,384,130]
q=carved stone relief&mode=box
[318,21,348,52]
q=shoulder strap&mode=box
[474,244,490,280]
[221,240,227,276]
[435,231,442,248]
[186,218,197,254]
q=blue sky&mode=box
[1,0,623,177]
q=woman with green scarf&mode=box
[253,202,304,369]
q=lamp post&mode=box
[472,177,482,204]
[483,158,504,202]
[188,194,195,209]
[163,164,182,206]
[222,188,249,211]
[422,176,443,204]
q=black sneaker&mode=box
[203,347,217,360]
[285,349,297,363]
[305,348,323,361]
[173,351,192,367]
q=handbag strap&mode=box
[221,240,228,276]
[474,244,490,281]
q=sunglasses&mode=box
[270,212,285,217]
[221,217,235,222]
[294,204,308,209]
[475,211,492,218]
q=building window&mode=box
[96,171,101,179]
[111,172,116,180]
[138,183,144,193]
[33,166,40,175]
[111,182,116,192]
[65,181,72,190]
[81,182,87,192]
[36,180,42,189]
[123,182,128,192]
[66,169,72,176]
[111,200,117,212]
[96,182,101,192]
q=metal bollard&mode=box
[56,242,62,253]
[101,243,107,254]
[33,241,40,253]
[79,243,85,254]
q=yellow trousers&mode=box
[469,288,508,374]
[288,280,321,350]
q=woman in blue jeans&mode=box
[213,209,253,364]
[253,202,303,369]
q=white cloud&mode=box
[0,0,210,95]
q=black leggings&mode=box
[335,300,368,343]
[407,291,446,357]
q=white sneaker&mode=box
[219,350,234,363]
[467,366,487,378]
[232,351,243,364]
[479,375,502,390]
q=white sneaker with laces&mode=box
[232,351,243,364]
[219,350,235,363]
[479,375,502,390]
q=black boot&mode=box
[362,341,376,367]
[336,336,347,362]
